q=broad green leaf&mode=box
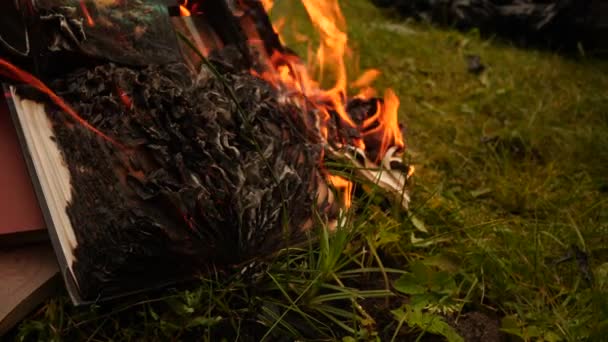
[500,315,524,338]
[409,214,428,233]
[409,293,437,310]
[166,298,194,316]
[391,307,406,320]
[544,331,562,342]
[377,230,401,245]
[422,255,459,273]
[397,304,464,342]
[525,325,542,338]
[394,273,426,295]
[430,271,457,294]
[500,315,520,330]
[187,316,222,329]
[410,261,431,284]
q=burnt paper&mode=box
[12,57,337,302]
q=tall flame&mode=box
[301,0,348,94]
[253,0,404,153]
[245,0,407,208]
[361,89,404,158]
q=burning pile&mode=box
[40,59,335,298]
[253,1,412,208]
[174,0,413,209]
[1,0,413,301]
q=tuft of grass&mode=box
[12,0,608,341]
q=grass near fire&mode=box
[13,0,608,341]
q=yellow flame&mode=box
[301,0,348,94]
[261,0,274,12]
[327,175,353,209]
[351,69,381,89]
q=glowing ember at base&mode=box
[79,1,95,27]
[179,0,191,16]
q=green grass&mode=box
[12,0,608,341]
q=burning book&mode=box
[1,0,412,304]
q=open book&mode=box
[4,58,321,304]
[2,0,336,306]
[6,87,176,305]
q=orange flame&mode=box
[261,0,275,12]
[351,69,381,89]
[179,0,191,16]
[361,89,404,160]
[301,0,348,93]
[242,0,406,207]
[251,0,404,149]
[327,174,353,209]
[180,6,191,16]
[115,86,133,110]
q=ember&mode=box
[79,1,95,27]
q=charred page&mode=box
[7,59,333,304]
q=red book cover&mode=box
[0,96,45,243]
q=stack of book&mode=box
[0,96,60,336]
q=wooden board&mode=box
[0,243,60,336]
